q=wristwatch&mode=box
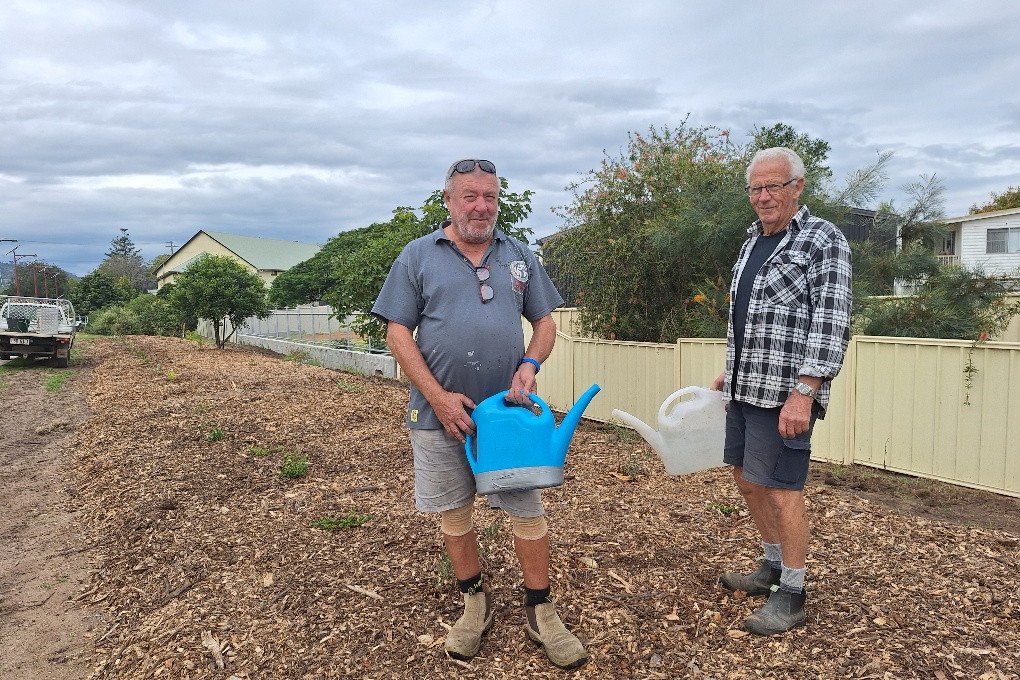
[794,382,817,398]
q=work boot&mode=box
[444,585,493,660]
[525,601,588,670]
[744,585,807,635]
[719,561,781,596]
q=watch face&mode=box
[796,383,814,396]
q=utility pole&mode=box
[166,241,176,254]
[31,263,47,297]
[0,239,14,291]
[8,247,37,297]
[38,266,50,297]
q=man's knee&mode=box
[509,513,548,540]
[440,504,474,537]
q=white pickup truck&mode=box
[0,296,80,367]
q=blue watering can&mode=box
[465,384,601,494]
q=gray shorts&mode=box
[723,400,820,491]
[409,428,545,517]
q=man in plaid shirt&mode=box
[711,147,852,635]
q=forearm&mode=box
[522,315,556,364]
[508,315,557,402]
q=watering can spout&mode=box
[610,409,666,457]
[552,383,601,459]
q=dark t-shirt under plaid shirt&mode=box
[722,205,852,414]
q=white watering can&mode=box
[611,386,726,475]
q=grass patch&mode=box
[284,350,322,367]
[206,428,224,443]
[43,370,73,392]
[247,444,283,457]
[309,513,370,530]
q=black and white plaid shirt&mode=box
[723,205,852,412]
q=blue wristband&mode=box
[517,357,541,374]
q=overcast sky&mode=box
[2,1,1018,276]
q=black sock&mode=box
[525,586,551,607]
[457,573,483,595]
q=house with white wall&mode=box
[939,206,1020,276]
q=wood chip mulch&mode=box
[70,336,1019,679]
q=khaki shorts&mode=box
[409,428,545,517]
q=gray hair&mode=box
[746,147,805,184]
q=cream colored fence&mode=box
[532,309,1020,498]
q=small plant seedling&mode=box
[278,451,309,479]
[709,500,740,516]
[284,351,322,367]
[166,369,178,380]
[309,513,370,530]
[337,377,365,393]
[206,428,224,443]
[617,453,645,478]
[434,552,454,591]
[194,403,211,414]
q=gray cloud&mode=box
[1,0,1018,275]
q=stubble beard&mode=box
[454,215,497,244]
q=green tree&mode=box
[165,255,271,348]
[98,229,153,292]
[285,177,534,345]
[544,120,754,341]
[87,294,185,337]
[546,120,1014,343]
[751,122,833,185]
[969,185,1020,214]
[68,270,134,317]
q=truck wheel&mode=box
[54,355,69,368]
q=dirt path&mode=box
[0,354,103,680]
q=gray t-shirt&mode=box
[372,225,564,429]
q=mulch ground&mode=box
[70,336,1019,679]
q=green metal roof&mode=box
[200,230,321,271]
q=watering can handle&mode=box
[657,386,703,421]
[492,389,551,417]
[464,433,478,473]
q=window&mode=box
[986,226,1020,254]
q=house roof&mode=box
[943,206,1020,225]
[156,230,321,276]
[200,230,321,271]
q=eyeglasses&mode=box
[476,266,494,303]
[745,177,798,198]
[450,159,497,178]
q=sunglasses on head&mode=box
[450,159,496,178]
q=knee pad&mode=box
[440,504,474,537]
[509,513,548,541]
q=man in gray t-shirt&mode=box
[371,159,586,670]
